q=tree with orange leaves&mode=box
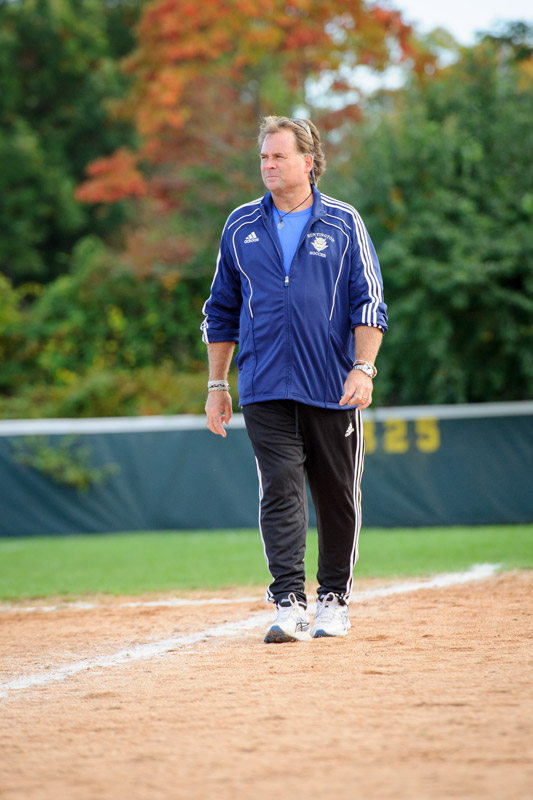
[76,0,435,278]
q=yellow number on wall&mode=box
[383,419,409,453]
[363,421,377,454]
[415,418,440,452]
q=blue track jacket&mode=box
[201,187,388,410]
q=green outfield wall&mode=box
[0,402,532,536]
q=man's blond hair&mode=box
[258,116,327,185]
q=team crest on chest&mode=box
[308,232,334,258]
[311,236,328,252]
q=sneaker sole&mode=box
[312,627,350,638]
[264,626,312,644]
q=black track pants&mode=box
[242,400,365,607]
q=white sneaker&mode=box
[264,593,311,643]
[312,592,351,638]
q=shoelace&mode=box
[277,593,307,622]
[315,592,342,623]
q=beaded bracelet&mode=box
[208,380,230,392]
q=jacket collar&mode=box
[260,185,324,222]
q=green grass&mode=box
[0,525,532,601]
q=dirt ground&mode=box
[0,570,531,800]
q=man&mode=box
[201,116,387,643]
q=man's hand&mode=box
[339,370,373,409]
[205,391,233,437]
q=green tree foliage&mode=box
[25,237,207,375]
[0,235,214,417]
[335,26,533,404]
[0,0,141,284]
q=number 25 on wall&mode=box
[363,418,440,454]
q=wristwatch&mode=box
[352,360,377,379]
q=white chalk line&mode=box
[0,596,261,614]
[0,564,500,699]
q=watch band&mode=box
[352,360,377,379]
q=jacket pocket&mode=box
[234,325,252,369]
[325,328,353,403]
[329,329,353,371]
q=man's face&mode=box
[260,130,313,196]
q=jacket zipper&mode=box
[260,209,292,394]
[284,271,291,394]
[260,205,315,394]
